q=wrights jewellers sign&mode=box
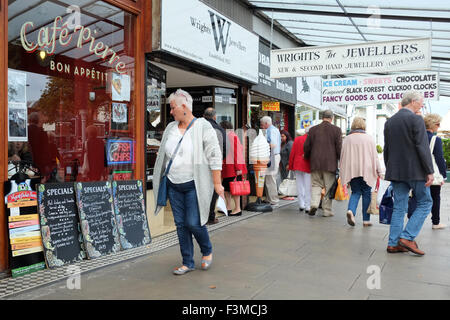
[161,0,259,83]
[270,38,432,78]
[20,16,126,76]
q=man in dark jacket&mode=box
[204,108,226,224]
[384,90,434,255]
[303,110,342,217]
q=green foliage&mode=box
[442,138,450,169]
[376,145,383,154]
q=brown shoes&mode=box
[398,238,425,256]
[387,245,408,253]
[207,218,219,225]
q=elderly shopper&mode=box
[340,117,382,227]
[289,127,311,213]
[153,89,224,275]
[303,110,342,217]
[384,91,434,255]
[260,116,281,205]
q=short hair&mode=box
[423,113,442,130]
[168,89,193,111]
[220,120,233,130]
[305,125,312,133]
[351,117,366,131]
[29,112,39,125]
[323,110,334,119]
[260,116,272,126]
[203,107,216,119]
[401,90,423,107]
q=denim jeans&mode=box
[347,177,372,222]
[388,181,432,247]
[168,179,212,269]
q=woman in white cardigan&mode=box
[153,89,224,275]
[340,117,382,227]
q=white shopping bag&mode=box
[376,179,390,206]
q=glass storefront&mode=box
[7,1,137,183]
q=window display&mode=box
[7,1,137,183]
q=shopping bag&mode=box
[377,179,390,206]
[328,174,339,200]
[367,178,380,215]
[379,184,393,225]
[230,176,251,196]
[334,178,349,201]
[278,171,297,197]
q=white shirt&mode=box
[164,124,194,184]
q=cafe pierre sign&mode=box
[20,16,126,75]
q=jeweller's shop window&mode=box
[7,1,137,183]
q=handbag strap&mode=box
[429,135,437,154]
[163,118,197,177]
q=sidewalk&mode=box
[4,184,450,300]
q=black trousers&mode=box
[407,185,441,225]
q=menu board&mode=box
[112,180,151,249]
[37,183,86,268]
[4,179,45,278]
[75,181,121,259]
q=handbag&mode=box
[334,177,349,201]
[430,136,444,186]
[230,176,251,196]
[278,171,297,197]
[328,171,339,200]
[156,118,196,207]
[379,184,394,225]
[367,177,380,215]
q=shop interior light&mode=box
[250,104,260,108]
[39,50,47,60]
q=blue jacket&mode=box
[427,131,447,178]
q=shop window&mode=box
[7,1,136,183]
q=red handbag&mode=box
[229,176,250,196]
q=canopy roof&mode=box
[245,0,450,97]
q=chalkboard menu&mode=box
[75,181,121,259]
[112,180,151,249]
[37,183,86,268]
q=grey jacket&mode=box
[153,118,222,226]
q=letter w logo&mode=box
[209,11,231,54]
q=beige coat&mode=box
[339,132,382,188]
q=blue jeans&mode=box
[347,177,372,222]
[167,179,212,269]
[388,181,432,247]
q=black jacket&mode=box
[384,108,434,181]
[205,118,226,161]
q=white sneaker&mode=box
[346,210,355,226]
[432,223,447,230]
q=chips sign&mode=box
[262,101,280,111]
[270,38,431,78]
[321,72,439,106]
[106,139,135,165]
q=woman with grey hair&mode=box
[153,89,224,275]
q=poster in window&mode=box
[8,69,27,104]
[8,107,28,142]
[111,102,128,132]
[111,73,130,102]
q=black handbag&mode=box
[327,171,339,200]
[156,118,196,207]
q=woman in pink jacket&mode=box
[340,117,382,227]
[289,127,311,213]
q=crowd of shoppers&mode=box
[154,89,446,275]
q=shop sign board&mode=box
[270,38,432,78]
[106,139,135,165]
[252,41,296,104]
[299,111,313,129]
[297,76,324,110]
[161,0,259,83]
[262,101,280,111]
[322,72,439,106]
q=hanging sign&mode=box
[322,72,439,106]
[262,101,280,111]
[270,38,432,78]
